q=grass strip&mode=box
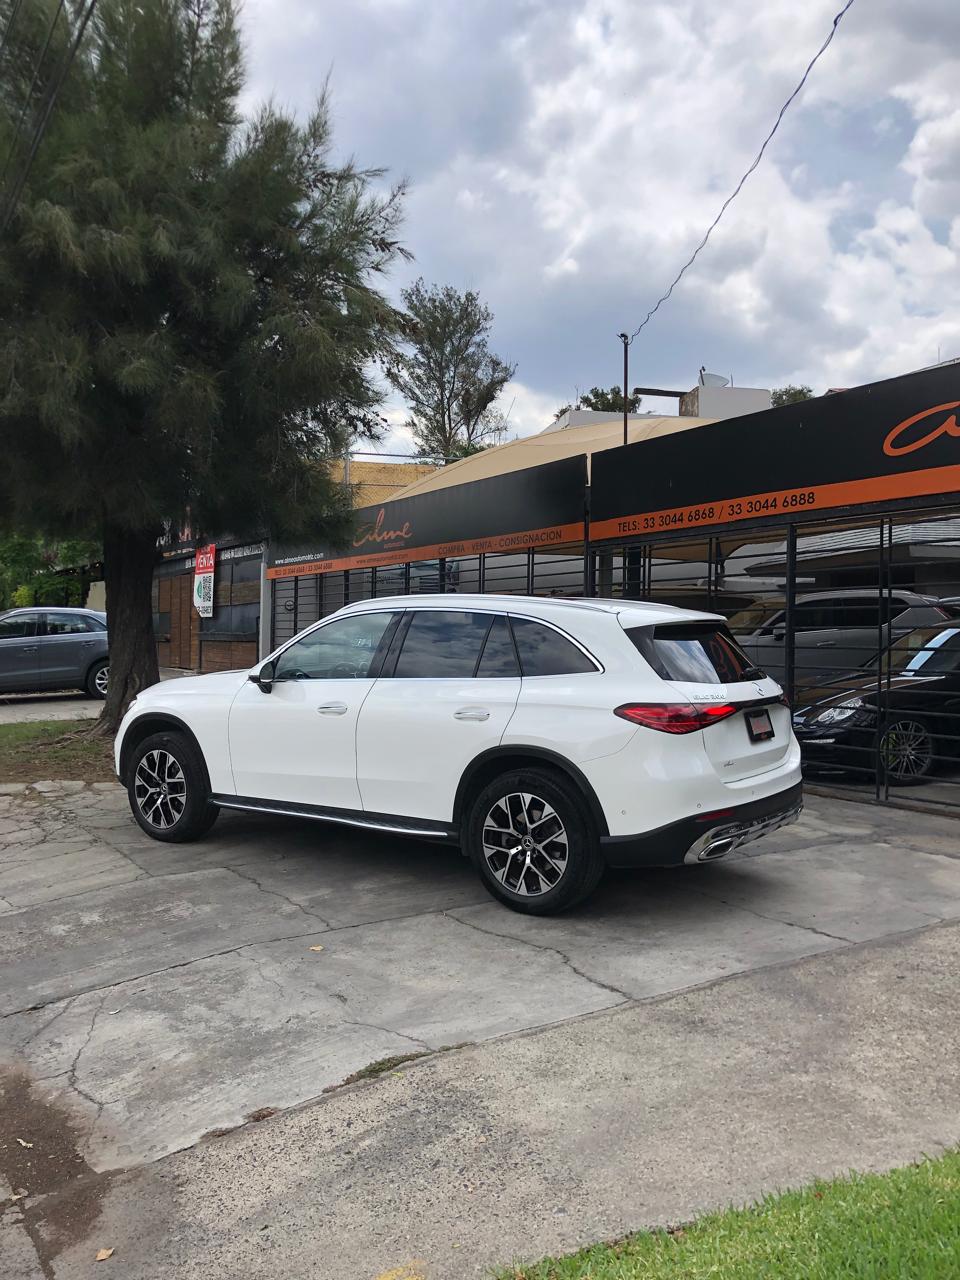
[499,1150,960,1279]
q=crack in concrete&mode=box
[344,1020,432,1052]
[65,992,111,1140]
[224,865,332,929]
[1,927,329,1021]
[686,885,857,944]
[447,910,633,1002]
[17,996,78,1053]
[242,950,286,1001]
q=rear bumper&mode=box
[600,782,803,869]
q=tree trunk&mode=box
[96,523,161,735]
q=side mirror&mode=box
[249,659,275,694]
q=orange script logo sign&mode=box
[352,508,413,549]
[883,402,960,457]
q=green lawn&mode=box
[0,719,116,783]
[499,1151,960,1280]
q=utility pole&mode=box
[618,333,630,446]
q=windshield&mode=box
[727,601,783,633]
[870,626,960,675]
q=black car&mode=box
[792,623,960,784]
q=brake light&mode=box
[614,702,739,734]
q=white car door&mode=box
[228,610,400,809]
[356,609,521,822]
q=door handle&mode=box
[815,641,836,648]
[20,645,39,653]
[454,707,490,722]
[316,702,348,715]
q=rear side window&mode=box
[627,623,761,684]
[509,616,597,677]
[476,616,520,678]
[393,611,493,678]
[45,612,97,635]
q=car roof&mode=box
[1,605,102,614]
[337,593,723,627]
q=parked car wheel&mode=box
[127,731,219,842]
[86,660,110,699]
[464,767,604,915]
[879,717,935,785]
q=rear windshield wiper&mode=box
[738,666,765,680]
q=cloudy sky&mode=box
[241,0,960,449]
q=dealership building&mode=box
[262,361,960,816]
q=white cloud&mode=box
[242,0,960,411]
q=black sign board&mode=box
[268,454,587,579]
[590,363,960,542]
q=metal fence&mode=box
[270,506,960,814]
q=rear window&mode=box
[626,623,763,684]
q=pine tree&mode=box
[389,280,515,461]
[0,0,407,728]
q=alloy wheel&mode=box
[94,664,109,696]
[134,749,187,829]
[880,720,932,781]
[481,791,569,896]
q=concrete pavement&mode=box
[2,783,960,1277]
[0,694,101,725]
[39,923,960,1280]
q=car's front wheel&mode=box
[127,731,219,842]
[464,767,604,915]
[879,717,935,785]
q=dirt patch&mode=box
[0,1068,113,1278]
[0,720,116,783]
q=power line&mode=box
[627,0,856,342]
[0,0,67,192]
[0,0,98,235]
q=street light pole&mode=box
[618,332,630,447]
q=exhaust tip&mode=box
[700,837,734,862]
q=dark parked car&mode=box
[0,607,109,698]
[792,623,960,783]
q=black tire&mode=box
[85,659,109,699]
[463,766,604,915]
[878,717,936,786]
[127,730,219,842]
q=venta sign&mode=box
[193,544,216,617]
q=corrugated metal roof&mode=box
[328,459,438,509]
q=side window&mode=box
[45,613,96,635]
[274,611,396,681]
[0,613,39,639]
[476,615,520,678]
[793,601,831,632]
[831,599,879,629]
[510,616,597,676]
[393,611,493,679]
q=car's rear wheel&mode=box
[127,731,219,842]
[879,717,935,785]
[86,659,109,699]
[464,767,604,914]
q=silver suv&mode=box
[0,607,110,698]
[729,589,958,682]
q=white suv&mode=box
[116,596,802,914]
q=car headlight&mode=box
[811,697,865,726]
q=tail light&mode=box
[614,702,739,734]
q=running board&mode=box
[210,794,455,841]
